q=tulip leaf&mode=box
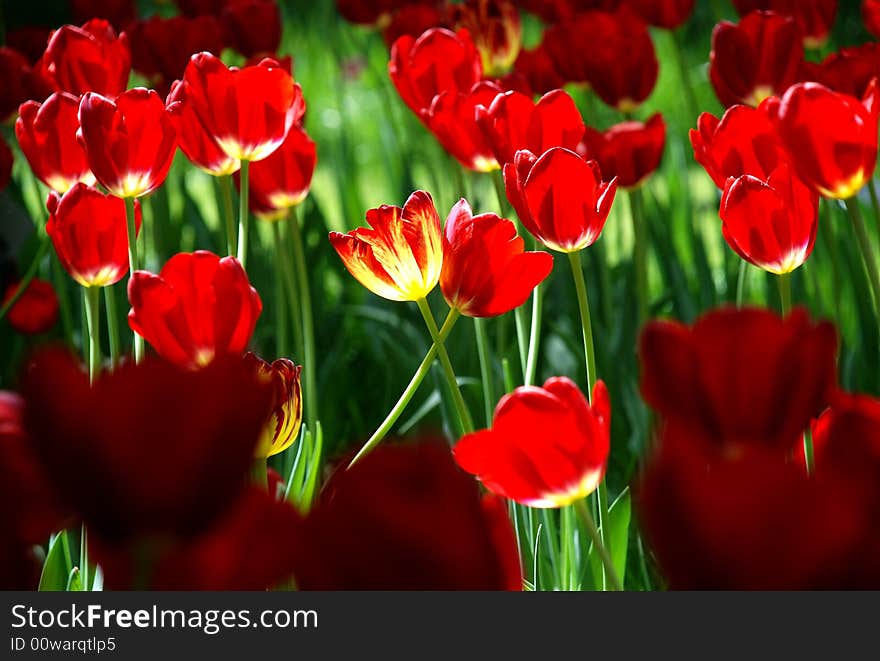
[38,533,70,592]
[587,488,631,590]
[66,567,83,592]
[300,421,323,513]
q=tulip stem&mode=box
[473,317,495,426]
[670,29,700,124]
[0,232,51,322]
[492,169,510,217]
[272,222,299,358]
[83,286,101,383]
[524,283,543,387]
[104,285,119,369]
[349,310,459,468]
[250,457,267,489]
[844,197,880,320]
[868,179,880,234]
[124,196,144,363]
[237,159,250,269]
[416,298,474,435]
[777,272,792,316]
[629,188,649,323]
[288,206,318,429]
[220,174,237,257]
[574,499,623,591]
[735,261,749,307]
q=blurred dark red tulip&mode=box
[175,0,226,16]
[40,19,131,97]
[221,0,282,58]
[719,164,819,275]
[690,101,790,189]
[21,349,273,544]
[0,138,12,191]
[447,0,522,76]
[16,92,96,193]
[544,9,658,111]
[423,80,503,172]
[579,113,666,189]
[337,0,436,25]
[245,125,317,219]
[476,88,584,168]
[77,88,179,199]
[709,11,803,108]
[516,0,622,23]
[505,147,617,253]
[800,44,880,101]
[732,0,837,49]
[179,52,304,162]
[389,28,483,116]
[0,47,54,121]
[46,184,142,288]
[128,251,263,368]
[5,27,53,64]
[70,0,137,30]
[440,198,553,317]
[382,5,449,48]
[290,441,522,590]
[865,0,880,38]
[624,0,695,29]
[455,378,610,507]
[640,307,837,453]
[3,279,59,335]
[766,81,880,199]
[127,16,225,97]
[512,44,566,96]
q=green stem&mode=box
[103,285,119,368]
[560,505,574,590]
[629,188,648,323]
[250,457,267,489]
[83,286,101,383]
[288,207,318,428]
[0,233,51,322]
[844,197,880,320]
[52,253,74,343]
[80,524,89,590]
[574,499,623,591]
[473,317,495,426]
[868,179,880,234]
[777,272,792,316]
[349,310,459,467]
[236,159,250,269]
[803,428,815,475]
[735,260,748,307]
[220,174,237,257]
[416,298,474,435]
[670,30,700,124]
[514,306,528,379]
[524,283,543,387]
[492,169,510,217]
[272,222,299,359]
[567,251,598,390]
[124,196,144,363]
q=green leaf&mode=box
[299,421,323,514]
[38,533,70,592]
[588,488,632,589]
[66,567,83,592]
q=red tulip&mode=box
[77,88,179,199]
[175,0,227,16]
[0,47,54,120]
[382,5,449,48]
[290,441,522,590]
[40,19,131,97]
[544,9,658,111]
[865,0,880,38]
[5,27,54,65]
[389,28,483,116]
[337,0,436,26]
[579,113,666,189]
[127,251,263,368]
[423,80,503,172]
[731,0,837,49]
[709,11,803,108]
[20,349,274,543]
[221,0,282,58]
[447,0,522,76]
[766,81,880,199]
[475,88,584,168]
[504,147,617,253]
[690,101,791,189]
[623,0,695,29]
[244,353,303,458]
[801,44,880,101]
[512,44,567,96]
[440,199,553,317]
[244,125,317,219]
[329,190,443,301]
[178,52,304,162]
[127,15,224,96]
[46,183,142,288]
[70,0,136,30]
[516,0,623,23]
[16,92,95,193]
[0,138,12,191]
[2,279,59,335]
[455,378,610,507]
[640,307,837,453]
[719,165,819,275]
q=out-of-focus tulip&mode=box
[5,28,53,65]
[447,0,522,76]
[2,279,59,335]
[639,307,837,452]
[800,44,880,102]
[709,11,803,108]
[440,199,553,317]
[0,139,12,191]
[731,0,837,49]
[178,52,303,162]
[40,19,131,97]
[516,0,623,23]
[719,165,819,275]
[382,5,449,48]
[329,190,443,301]
[389,28,483,116]
[504,147,617,253]
[244,125,317,219]
[221,0,282,58]
[690,101,790,189]
[245,354,303,458]
[46,184,142,288]
[70,0,136,30]
[16,92,95,193]
[865,0,880,38]
[512,44,566,96]
[455,378,610,507]
[476,88,584,167]
[766,80,880,199]
[337,0,436,26]
[77,88,179,198]
[624,0,694,29]
[127,251,263,368]
[0,47,54,120]
[579,113,665,189]
[289,441,522,590]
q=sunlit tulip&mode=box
[246,354,303,458]
[731,0,837,49]
[40,19,131,97]
[800,44,880,104]
[245,125,317,219]
[447,0,522,76]
[579,113,665,189]
[0,47,54,120]
[865,0,880,38]
[166,80,239,177]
